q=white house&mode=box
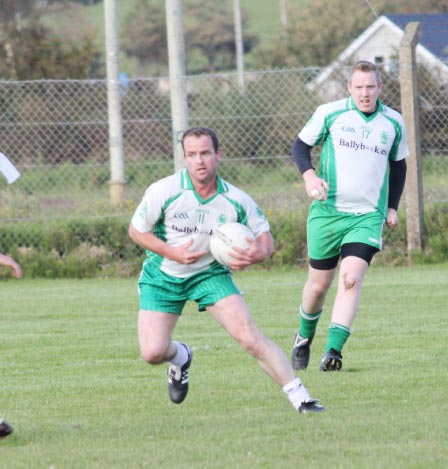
[312,13,448,99]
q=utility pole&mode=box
[104,0,125,205]
[233,0,245,92]
[165,0,189,171]
[279,0,288,44]
[280,0,288,29]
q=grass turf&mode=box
[1,265,447,468]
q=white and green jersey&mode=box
[299,97,409,216]
[131,169,270,278]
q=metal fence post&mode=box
[399,22,425,257]
[165,0,189,171]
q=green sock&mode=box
[298,306,322,339]
[325,323,351,353]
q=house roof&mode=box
[386,13,448,59]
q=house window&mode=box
[374,56,384,66]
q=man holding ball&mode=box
[129,126,324,413]
[291,61,408,372]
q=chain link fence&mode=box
[1,63,447,249]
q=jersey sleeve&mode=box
[130,183,164,233]
[225,183,270,238]
[390,113,410,162]
[298,103,329,146]
[243,194,270,238]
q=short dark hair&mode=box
[349,60,382,85]
[181,126,220,153]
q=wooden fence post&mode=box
[399,21,425,259]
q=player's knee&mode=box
[140,346,166,365]
[306,280,331,300]
[238,331,267,358]
[342,271,359,290]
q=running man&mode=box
[291,61,408,371]
[129,126,324,413]
[0,253,22,437]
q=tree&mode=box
[121,0,168,76]
[0,2,102,79]
[36,0,102,5]
[121,0,258,75]
[254,0,448,69]
[184,0,258,74]
[0,0,35,22]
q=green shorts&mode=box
[307,203,385,260]
[138,263,240,314]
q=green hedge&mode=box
[0,217,143,278]
[0,205,447,278]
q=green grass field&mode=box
[1,265,447,467]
